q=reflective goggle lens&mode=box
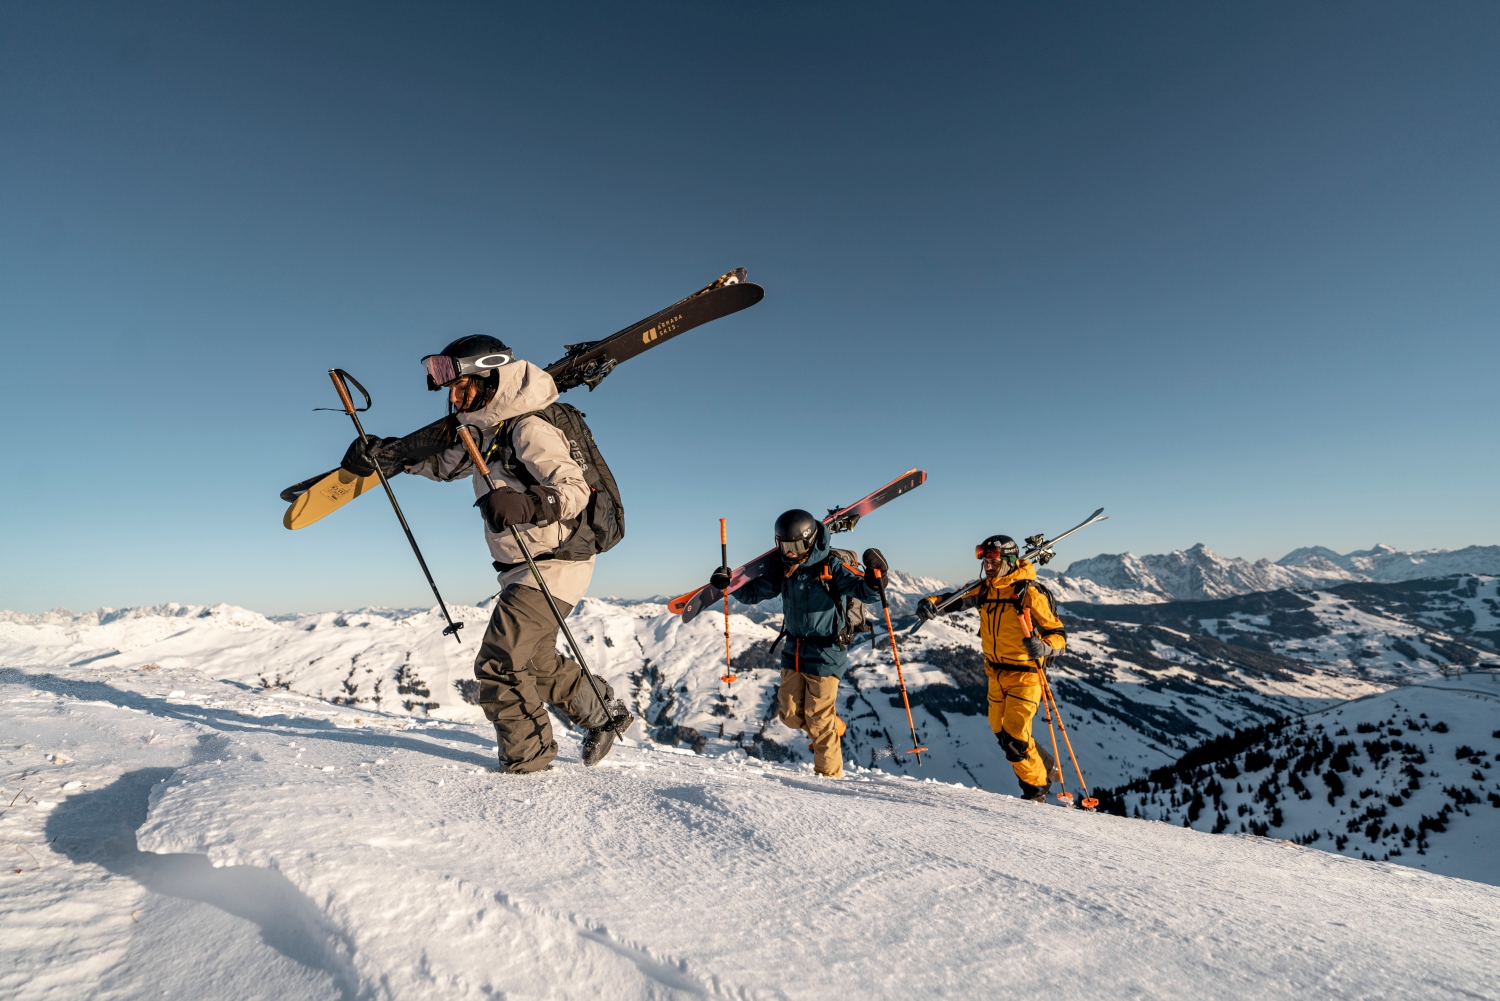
[422,354,459,387]
[976,544,1017,561]
[779,539,811,558]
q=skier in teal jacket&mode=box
[717,509,885,776]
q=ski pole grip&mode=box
[328,370,360,420]
[454,424,491,478]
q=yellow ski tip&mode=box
[283,468,381,530]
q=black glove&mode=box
[1024,635,1053,662]
[475,488,535,533]
[916,594,949,621]
[709,566,732,591]
[340,436,401,477]
[527,485,563,526]
[862,548,888,590]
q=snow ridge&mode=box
[1054,543,1500,601]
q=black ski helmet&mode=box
[976,534,1020,564]
[774,509,822,560]
[422,334,515,391]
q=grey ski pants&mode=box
[473,584,613,773]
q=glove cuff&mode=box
[527,485,563,526]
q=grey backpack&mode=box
[816,547,873,649]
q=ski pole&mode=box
[1039,665,1095,809]
[1018,603,1068,804]
[872,568,927,764]
[719,518,736,685]
[328,369,464,643]
[1039,682,1068,805]
[453,425,625,738]
[1014,600,1098,810]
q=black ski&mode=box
[546,268,763,392]
[280,269,764,503]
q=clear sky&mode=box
[2,2,1496,614]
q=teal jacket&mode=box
[731,525,880,678]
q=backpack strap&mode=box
[1027,580,1067,637]
[811,556,849,636]
[494,411,545,487]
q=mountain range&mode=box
[1046,543,1500,602]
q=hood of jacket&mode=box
[786,523,831,576]
[984,559,1038,592]
[458,360,559,428]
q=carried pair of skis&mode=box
[281,268,765,530]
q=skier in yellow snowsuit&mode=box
[916,535,1066,801]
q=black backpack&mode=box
[488,402,625,561]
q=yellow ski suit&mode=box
[946,562,1066,788]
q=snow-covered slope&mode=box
[1098,679,1500,885]
[3,663,1497,1000]
[0,594,1385,796]
[1066,575,1500,684]
[3,576,1495,875]
[1055,543,1500,601]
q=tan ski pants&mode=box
[474,585,613,774]
[778,670,847,778]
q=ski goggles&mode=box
[976,541,1020,561]
[779,538,813,559]
[422,348,515,390]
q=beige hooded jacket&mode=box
[406,360,596,604]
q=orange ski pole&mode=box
[873,568,927,764]
[1039,675,1068,804]
[1040,665,1096,809]
[719,518,736,685]
[1018,603,1069,803]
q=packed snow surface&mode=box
[3,664,1498,998]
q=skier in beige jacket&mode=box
[340,335,631,773]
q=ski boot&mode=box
[1018,781,1049,803]
[1039,743,1063,786]
[582,701,634,767]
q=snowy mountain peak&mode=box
[0,602,275,631]
[1056,543,1303,601]
[1059,543,1500,601]
[1278,545,1348,567]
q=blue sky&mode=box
[2,2,1496,614]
